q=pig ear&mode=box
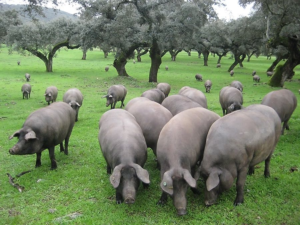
[110,164,123,188]
[206,172,220,191]
[182,169,197,188]
[131,164,150,184]
[48,93,52,97]
[9,130,22,140]
[102,95,108,98]
[25,130,37,141]
[160,170,174,195]
[76,102,81,107]
[108,95,113,98]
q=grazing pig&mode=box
[165,66,168,71]
[196,104,281,206]
[17,61,20,65]
[252,70,256,76]
[230,70,234,76]
[179,86,208,108]
[25,73,30,82]
[157,83,171,97]
[125,97,172,156]
[21,83,31,99]
[157,108,220,215]
[105,66,109,72]
[267,71,273,76]
[195,74,203,81]
[253,75,260,82]
[98,109,150,204]
[216,64,221,68]
[230,81,243,92]
[219,86,243,115]
[261,89,297,134]
[162,94,202,116]
[141,88,165,104]
[9,102,76,170]
[204,80,212,93]
[63,88,84,122]
[44,86,58,105]
[102,85,127,109]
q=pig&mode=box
[230,70,234,76]
[44,86,58,105]
[253,75,260,82]
[17,61,20,65]
[25,73,30,82]
[267,71,273,76]
[195,74,203,81]
[252,70,256,76]
[157,83,171,97]
[179,86,208,108]
[230,80,243,92]
[21,83,31,99]
[63,88,84,122]
[9,102,76,170]
[102,85,127,109]
[196,104,281,206]
[216,64,221,68]
[165,66,168,71]
[105,66,109,72]
[125,97,172,156]
[98,109,150,204]
[161,94,202,116]
[219,86,243,115]
[204,80,212,93]
[141,88,165,104]
[261,89,297,134]
[157,107,220,215]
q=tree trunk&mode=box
[137,49,148,62]
[202,50,209,66]
[239,54,246,67]
[149,40,161,83]
[113,54,129,77]
[269,36,300,86]
[267,53,288,72]
[82,50,87,60]
[197,51,201,58]
[104,51,108,58]
[45,59,53,72]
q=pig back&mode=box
[99,109,147,168]
[162,94,202,116]
[108,85,127,101]
[24,102,76,147]
[179,86,208,108]
[63,88,83,105]
[219,86,243,108]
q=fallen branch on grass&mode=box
[7,170,31,192]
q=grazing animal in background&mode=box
[196,104,281,206]
[219,86,243,115]
[25,73,30,82]
[165,66,168,71]
[216,64,221,68]
[267,71,273,76]
[21,83,31,99]
[98,109,150,204]
[230,70,234,76]
[17,61,20,65]
[44,86,58,105]
[105,66,109,72]
[204,80,212,93]
[252,70,256,76]
[125,97,172,156]
[141,88,165,104]
[230,80,243,92]
[157,83,171,97]
[133,60,136,64]
[179,86,208,108]
[261,89,297,135]
[162,94,202,116]
[157,108,220,215]
[253,75,260,82]
[195,74,203,81]
[63,88,84,122]
[102,85,127,109]
[9,102,76,170]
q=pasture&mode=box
[0,47,299,224]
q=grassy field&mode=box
[0,47,299,225]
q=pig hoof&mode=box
[177,209,187,216]
[116,199,122,204]
[234,199,244,206]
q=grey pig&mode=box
[230,81,243,92]
[25,73,30,82]
[157,83,171,97]
[102,85,127,109]
[157,107,220,215]
[179,86,207,108]
[21,83,31,99]
[196,104,281,206]
[141,88,165,104]
[204,80,212,93]
[98,109,150,204]
[45,86,58,105]
[219,86,243,115]
[63,88,84,122]
[9,102,76,170]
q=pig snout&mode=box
[9,146,19,155]
[177,208,187,216]
[124,196,135,204]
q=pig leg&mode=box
[248,166,255,175]
[35,152,42,167]
[234,168,248,206]
[116,190,122,204]
[264,154,272,178]
[48,146,57,170]
[64,136,70,155]
[107,164,112,174]
[157,192,168,205]
[222,108,226,116]
[60,143,64,152]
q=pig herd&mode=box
[10,78,297,216]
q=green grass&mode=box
[0,47,300,224]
